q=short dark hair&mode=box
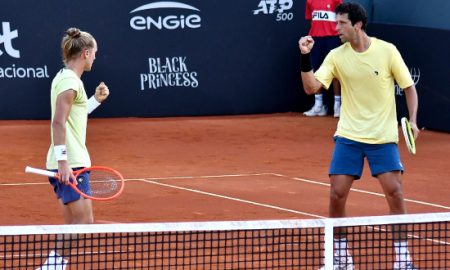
[335,2,368,30]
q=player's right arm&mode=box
[52,90,77,184]
[298,36,324,94]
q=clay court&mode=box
[0,113,448,226]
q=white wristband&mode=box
[54,145,68,161]
[87,96,101,114]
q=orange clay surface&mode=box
[0,113,448,225]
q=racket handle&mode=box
[25,166,57,178]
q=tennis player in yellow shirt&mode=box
[299,2,419,270]
[39,27,109,270]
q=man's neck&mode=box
[65,61,84,78]
[350,33,371,53]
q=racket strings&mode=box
[88,170,122,198]
[401,117,416,155]
[406,123,415,143]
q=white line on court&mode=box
[144,172,275,181]
[138,174,450,246]
[0,182,48,186]
[282,174,450,210]
[134,172,450,211]
[2,172,448,210]
[137,179,325,219]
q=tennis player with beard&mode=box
[299,2,419,269]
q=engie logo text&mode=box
[130,1,201,31]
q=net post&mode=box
[324,218,334,270]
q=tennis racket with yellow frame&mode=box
[401,117,416,155]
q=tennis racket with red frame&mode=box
[25,166,125,201]
[401,117,416,155]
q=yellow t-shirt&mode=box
[315,38,414,144]
[46,68,91,169]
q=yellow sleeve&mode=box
[390,46,414,89]
[54,77,80,99]
[314,52,335,90]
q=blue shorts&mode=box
[329,136,404,180]
[48,168,92,205]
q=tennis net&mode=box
[0,212,448,269]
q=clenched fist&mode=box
[94,82,110,103]
[298,36,315,54]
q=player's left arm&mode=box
[87,82,110,114]
[390,45,420,139]
[94,82,109,103]
[403,84,420,139]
